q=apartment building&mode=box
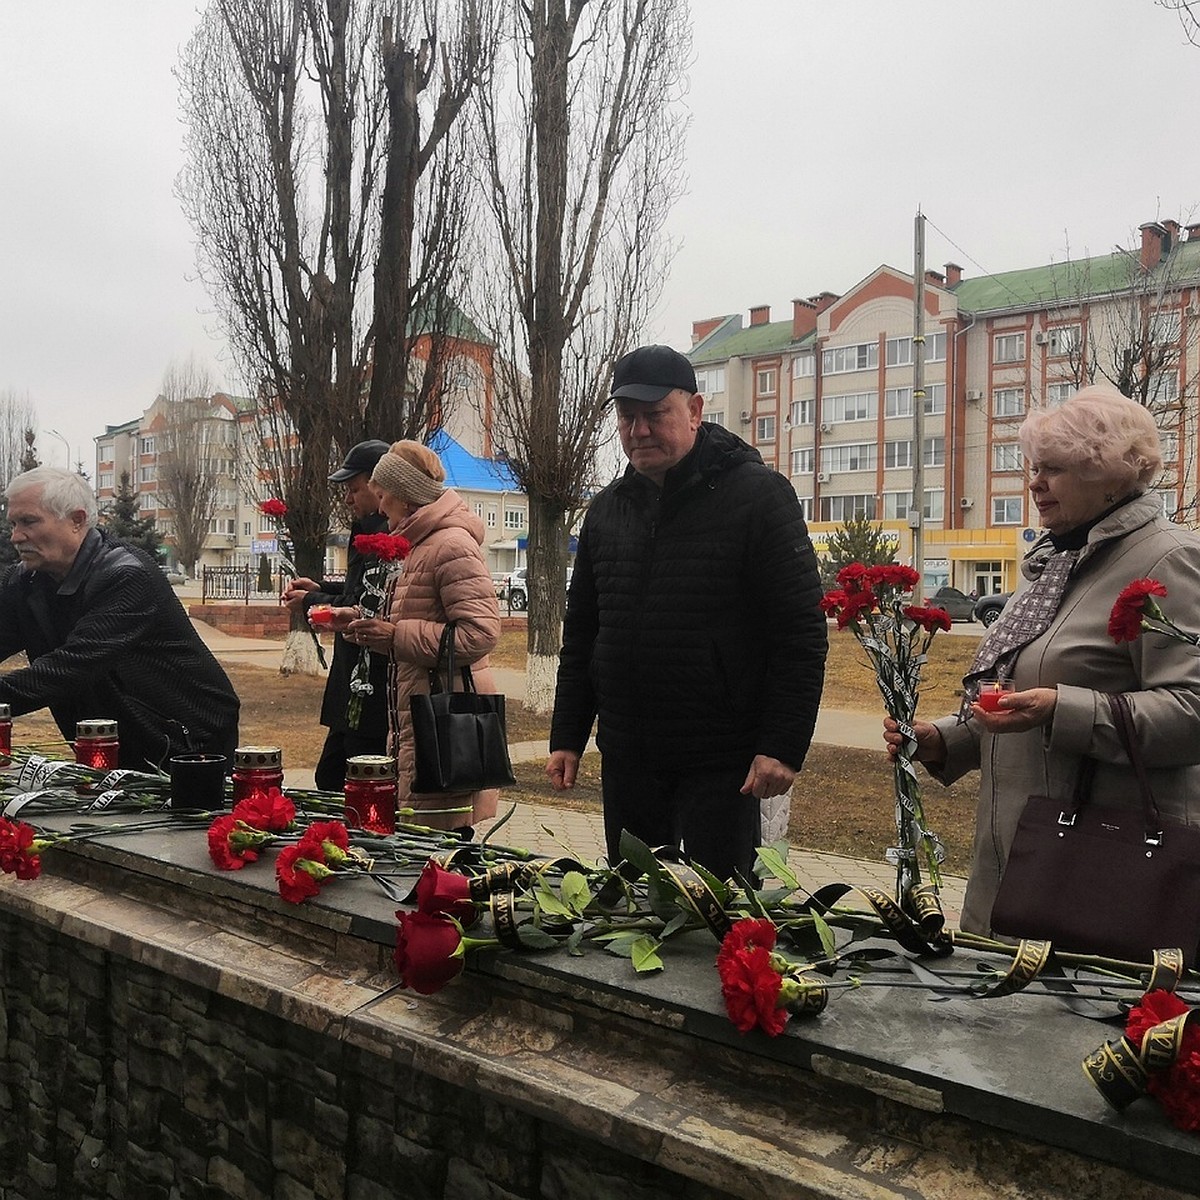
[689,218,1200,595]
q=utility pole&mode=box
[911,209,926,594]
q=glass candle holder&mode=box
[232,746,284,805]
[0,703,11,766]
[344,755,397,834]
[308,604,334,626]
[976,680,1015,712]
[74,718,119,770]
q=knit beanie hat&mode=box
[370,451,446,508]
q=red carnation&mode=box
[717,918,778,964]
[414,860,478,924]
[1126,989,1200,1132]
[394,911,466,994]
[903,605,953,633]
[352,533,412,562]
[717,944,789,1037]
[865,563,921,591]
[0,817,42,880]
[835,562,868,589]
[206,814,270,871]
[837,589,878,629]
[232,787,295,833]
[275,844,332,904]
[259,498,288,519]
[819,589,847,616]
[1108,578,1168,643]
[300,820,350,865]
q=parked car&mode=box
[973,592,1011,627]
[926,586,977,622]
[160,566,186,586]
[496,566,573,612]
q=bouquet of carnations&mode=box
[345,532,411,728]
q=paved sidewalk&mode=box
[201,617,967,921]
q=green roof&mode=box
[689,320,814,365]
[953,239,1200,313]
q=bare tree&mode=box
[474,0,690,710]
[0,389,38,487]
[155,357,224,576]
[1160,0,1200,43]
[177,0,493,582]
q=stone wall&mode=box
[188,604,292,639]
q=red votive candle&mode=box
[309,604,334,625]
[344,755,397,834]
[232,746,284,804]
[976,680,1015,712]
[74,719,119,769]
[0,703,11,766]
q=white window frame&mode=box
[993,388,1025,418]
[824,391,876,423]
[992,496,1023,524]
[790,448,814,476]
[755,367,778,397]
[756,415,776,442]
[696,366,726,394]
[503,507,525,530]
[1045,382,1074,406]
[821,443,877,474]
[822,342,879,375]
[792,353,816,379]
[1046,324,1080,358]
[883,440,912,469]
[707,410,726,428]
[993,442,1023,472]
[819,493,879,522]
[923,436,945,468]
[789,398,815,426]
[994,332,1026,363]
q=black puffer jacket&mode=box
[0,529,240,771]
[550,424,827,772]
[302,511,390,738]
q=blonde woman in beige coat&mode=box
[885,386,1200,935]
[347,441,502,836]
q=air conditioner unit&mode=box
[959,497,974,509]
[816,471,829,483]
[966,389,984,402]
[819,422,833,433]
[782,420,793,432]
[1034,332,1049,346]
[739,410,752,423]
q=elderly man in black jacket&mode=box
[547,345,827,882]
[282,439,391,791]
[0,467,239,772]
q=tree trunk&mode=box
[524,491,569,712]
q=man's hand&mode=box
[739,754,795,800]
[546,750,580,791]
[282,577,319,613]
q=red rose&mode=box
[835,562,868,589]
[352,533,412,562]
[394,911,466,994]
[717,944,788,1036]
[259,498,288,518]
[1108,578,1168,643]
[414,860,478,923]
[865,563,921,591]
[902,605,953,633]
[275,844,328,904]
[232,787,295,832]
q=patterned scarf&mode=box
[959,548,1080,720]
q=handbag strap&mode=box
[427,621,476,695]
[1104,691,1164,839]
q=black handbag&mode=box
[990,692,1200,964]
[409,623,516,794]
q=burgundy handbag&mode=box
[990,692,1200,965]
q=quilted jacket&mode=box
[0,528,240,771]
[384,489,502,830]
[550,423,827,773]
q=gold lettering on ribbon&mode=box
[1084,1006,1199,1111]
[488,890,523,949]
[659,860,732,939]
[1145,947,1184,994]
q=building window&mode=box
[994,332,1026,363]
[757,415,776,442]
[883,440,912,469]
[755,367,777,397]
[818,493,878,522]
[993,496,1023,524]
[98,471,114,490]
[923,490,945,521]
[1045,382,1074,406]
[792,353,815,379]
[486,506,497,529]
[993,388,1025,418]
[824,391,876,423]
[503,508,525,530]
[886,337,914,368]
[822,342,878,375]
[993,443,1023,472]
[923,436,945,467]
[1150,310,1181,345]
[925,331,946,362]
[923,382,946,415]
[1161,431,1179,463]
[98,442,114,462]
[884,387,913,419]
[789,398,814,426]
[242,521,252,537]
[696,366,726,394]
[708,410,726,428]
[791,448,814,475]
[1047,325,1080,357]
[139,436,156,455]
[821,443,877,474]
[798,496,813,521]
[1148,372,1180,405]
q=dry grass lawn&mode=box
[5,623,985,873]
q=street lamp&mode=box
[44,428,72,471]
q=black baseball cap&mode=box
[610,345,698,403]
[329,439,390,483]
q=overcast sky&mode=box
[2,0,1197,468]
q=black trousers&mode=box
[313,727,389,792]
[599,759,761,884]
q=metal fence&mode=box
[201,566,284,604]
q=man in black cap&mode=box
[547,345,827,882]
[283,439,392,790]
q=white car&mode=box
[497,566,573,611]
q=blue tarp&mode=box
[428,428,519,493]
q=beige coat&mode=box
[384,489,502,830]
[933,494,1200,934]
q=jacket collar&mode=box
[1022,493,1165,579]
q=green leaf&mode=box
[630,936,664,973]
[660,910,693,940]
[533,880,575,918]
[617,831,660,879]
[560,870,592,915]
[515,924,560,950]
[754,843,798,890]
[811,909,837,958]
